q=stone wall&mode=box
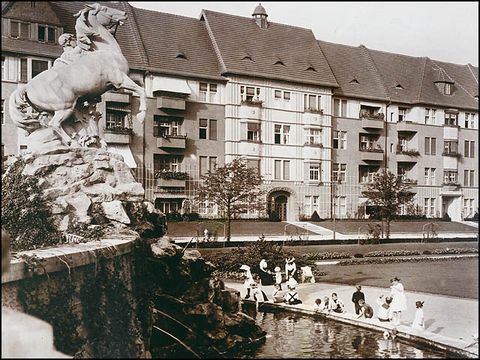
[1,235,266,358]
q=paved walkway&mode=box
[225,281,479,357]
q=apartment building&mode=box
[2,2,478,221]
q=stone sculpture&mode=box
[8,3,146,152]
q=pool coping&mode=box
[240,299,478,358]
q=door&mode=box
[274,195,288,221]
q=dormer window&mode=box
[274,60,285,66]
[242,55,254,62]
[350,78,359,84]
[444,82,452,95]
[38,24,56,44]
[175,52,187,60]
[306,65,317,72]
[395,83,404,90]
[434,81,454,95]
[10,20,30,39]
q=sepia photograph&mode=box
[1,1,478,358]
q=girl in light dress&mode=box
[411,301,425,331]
[389,277,407,326]
[240,264,254,299]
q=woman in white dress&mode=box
[389,277,407,326]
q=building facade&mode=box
[2,2,478,221]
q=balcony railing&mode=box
[103,126,132,144]
[154,171,188,188]
[241,99,263,107]
[442,151,462,158]
[396,148,420,156]
[156,135,187,149]
[305,108,324,115]
[360,146,383,153]
[400,178,418,185]
[157,96,186,111]
[360,110,385,120]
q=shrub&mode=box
[165,211,183,222]
[364,250,421,257]
[422,250,432,255]
[353,253,363,258]
[182,212,200,221]
[1,158,62,251]
[302,252,352,261]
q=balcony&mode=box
[157,96,186,111]
[441,182,461,196]
[442,151,461,158]
[360,147,384,162]
[155,171,188,188]
[103,92,130,103]
[241,99,263,107]
[156,135,187,149]
[400,178,418,192]
[396,148,419,162]
[361,115,384,130]
[103,127,132,144]
[396,121,417,133]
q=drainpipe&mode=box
[384,101,391,171]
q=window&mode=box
[463,198,475,219]
[443,140,458,155]
[360,134,379,151]
[1,99,4,125]
[359,105,382,119]
[240,86,261,102]
[274,90,282,99]
[10,21,29,39]
[157,201,181,215]
[20,58,28,82]
[274,124,290,144]
[397,165,408,181]
[398,107,407,122]
[304,94,322,112]
[247,159,260,175]
[305,128,322,145]
[31,59,48,78]
[425,108,430,123]
[335,196,347,218]
[359,166,378,183]
[465,113,474,128]
[283,91,291,100]
[444,112,458,126]
[333,99,347,117]
[199,156,217,176]
[304,196,320,216]
[443,170,458,184]
[198,119,217,140]
[424,168,436,185]
[199,83,218,102]
[274,160,290,180]
[332,163,346,183]
[398,136,408,152]
[106,109,129,129]
[333,130,347,149]
[424,198,436,218]
[1,56,5,80]
[444,83,452,95]
[155,155,181,172]
[425,137,436,155]
[19,145,28,154]
[273,90,291,101]
[309,164,320,181]
[244,122,260,142]
[464,140,475,158]
[431,109,436,123]
[154,116,182,137]
[209,157,217,171]
[464,170,475,187]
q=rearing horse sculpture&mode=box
[9,3,146,146]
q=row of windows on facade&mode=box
[157,195,476,219]
[151,152,476,187]
[1,57,477,130]
[7,19,58,44]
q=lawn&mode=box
[198,241,478,299]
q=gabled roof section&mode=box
[317,41,388,101]
[366,48,425,104]
[202,10,338,87]
[49,1,148,70]
[2,1,62,26]
[416,58,479,109]
[130,6,224,80]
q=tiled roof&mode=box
[317,41,388,101]
[201,10,338,87]
[49,1,148,69]
[130,6,225,80]
[365,48,426,105]
[1,37,62,58]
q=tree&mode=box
[195,157,264,241]
[361,169,415,240]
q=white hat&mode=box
[240,265,250,271]
[274,266,281,272]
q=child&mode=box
[313,298,323,312]
[356,299,374,319]
[352,285,365,315]
[251,281,269,303]
[240,264,254,299]
[329,292,345,313]
[284,284,302,305]
[411,301,425,331]
[376,295,393,322]
[272,284,286,303]
[323,296,330,312]
[274,266,283,289]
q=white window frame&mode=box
[332,163,346,183]
[443,170,458,184]
[308,164,321,181]
[274,159,290,180]
[424,168,436,185]
[199,82,218,103]
[464,140,475,158]
[333,99,347,117]
[424,198,436,218]
[274,124,290,144]
[304,93,322,112]
[398,107,407,122]
[305,128,322,145]
[333,130,347,150]
[425,137,436,155]
[240,85,261,102]
[1,99,4,125]
[246,122,260,142]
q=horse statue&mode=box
[8,3,146,148]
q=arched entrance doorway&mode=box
[268,188,294,221]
